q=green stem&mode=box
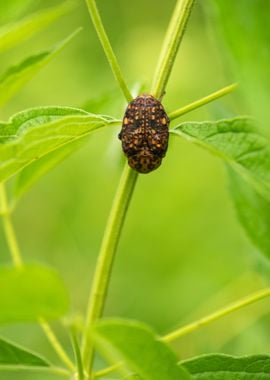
[151,0,195,99]
[93,362,122,379]
[82,163,138,375]
[168,83,238,120]
[82,1,196,375]
[70,327,85,380]
[44,367,70,377]
[162,287,270,343]
[84,0,132,102]
[0,183,23,267]
[0,183,75,373]
[89,280,270,377]
[39,319,76,372]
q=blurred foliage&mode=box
[0,264,69,323]
[0,0,269,379]
[0,0,33,24]
[94,319,190,380]
[207,0,270,133]
[228,168,270,260]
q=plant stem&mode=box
[93,362,122,379]
[162,287,270,343]
[39,319,76,372]
[44,367,70,377]
[84,0,132,102]
[82,1,196,375]
[151,0,195,99]
[0,182,75,373]
[70,326,85,380]
[168,83,238,120]
[0,183,23,267]
[82,163,138,375]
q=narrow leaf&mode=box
[228,167,270,259]
[0,2,74,53]
[0,337,49,367]
[0,264,69,323]
[182,353,270,379]
[94,319,190,380]
[0,106,119,183]
[171,117,270,191]
[0,28,81,107]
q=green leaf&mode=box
[209,0,270,132]
[0,28,81,108]
[182,353,270,379]
[171,117,270,192]
[0,2,74,53]
[172,117,270,260]
[94,319,191,380]
[0,264,69,323]
[228,167,270,259]
[0,337,49,367]
[0,106,119,183]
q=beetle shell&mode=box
[118,94,169,173]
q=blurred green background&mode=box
[0,0,269,378]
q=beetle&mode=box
[118,94,169,173]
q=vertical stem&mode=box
[84,0,132,102]
[151,0,195,99]
[82,163,138,375]
[0,182,75,373]
[0,183,22,267]
[82,0,196,377]
[70,327,85,380]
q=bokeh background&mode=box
[0,0,269,379]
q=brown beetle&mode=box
[118,94,169,173]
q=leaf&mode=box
[13,137,87,203]
[182,353,270,379]
[93,319,191,380]
[228,167,270,259]
[0,2,74,53]
[0,337,49,367]
[209,0,270,133]
[171,117,270,261]
[170,117,270,193]
[0,106,119,183]
[0,28,81,108]
[0,264,69,323]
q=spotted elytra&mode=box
[118,94,169,173]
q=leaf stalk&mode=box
[162,287,270,342]
[169,83,238,120]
